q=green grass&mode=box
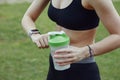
[0,2,120,80]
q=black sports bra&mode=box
[48,0,100,30]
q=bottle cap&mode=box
[48,31,70,47]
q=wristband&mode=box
[87,45,93,57]
[28,29,40,37]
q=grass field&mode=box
[0,2,120,80]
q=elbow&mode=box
[112,34,120,47]
[21,15,27,27]
[115,33,120,44]
[111,34,120,40]
[21,14,35,26]
[21,16,24,27]
[109,29,120,39]
[113,32,120,37]
[21,14,32,28]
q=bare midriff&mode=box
[56,25,97,47]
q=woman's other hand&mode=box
[54,46,90,66]
[31,33,49,48]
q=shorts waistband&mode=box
[76,57,95,63]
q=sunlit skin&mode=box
[21,0,120,66]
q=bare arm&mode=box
[21,0,50,34]
[21,0,50,48]
[88,0,120,56]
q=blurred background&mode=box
[0,0,120,80]
[0,0,33,4]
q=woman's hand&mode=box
[30,33,49,48]
[54,46,89,66]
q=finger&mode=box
[59,57,84,66]
[55,48,72,54]
[39,38,46,47]
[35,41,42,48]
[56,57,76,63]
[58,62,71,66]
[56,60,74,66]
[54,53,74,59]
[43,37,49,47]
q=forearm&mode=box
[90,34,120,56]
[21,15,37,34]
[21,0,50,35]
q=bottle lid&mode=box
[48,31,70,47]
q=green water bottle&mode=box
[48,31,70,70]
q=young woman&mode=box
[21,0,120,80]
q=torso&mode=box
[57,25,96,47]
[48,0,99,47]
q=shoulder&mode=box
[87,0,120,34]
[87,0,113,10]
